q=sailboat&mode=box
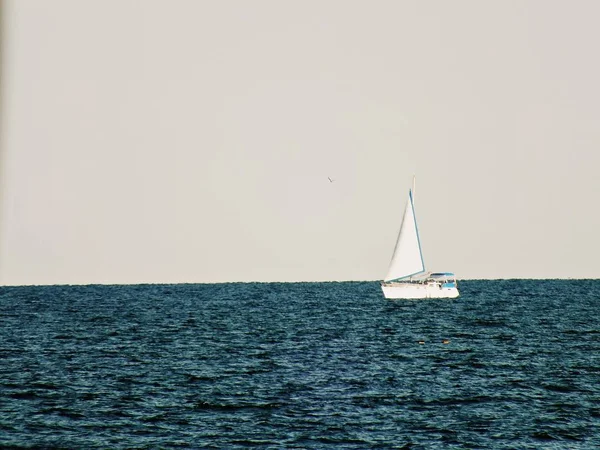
[381,179,459,299]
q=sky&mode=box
[1,0,599,285]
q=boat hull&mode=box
[381,282,459,300]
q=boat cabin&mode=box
[428,272,457,288]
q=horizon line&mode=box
[1,277,599,288]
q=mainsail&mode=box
[384,189,425,282]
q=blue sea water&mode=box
[1,280,599,449]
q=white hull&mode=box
[381,282,459,300]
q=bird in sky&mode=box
[328,177,335,183]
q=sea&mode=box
[1,280,599,449]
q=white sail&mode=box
[384,189,425,282]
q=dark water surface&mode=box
[1,280,599,449]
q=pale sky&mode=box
[1,0,599,285]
